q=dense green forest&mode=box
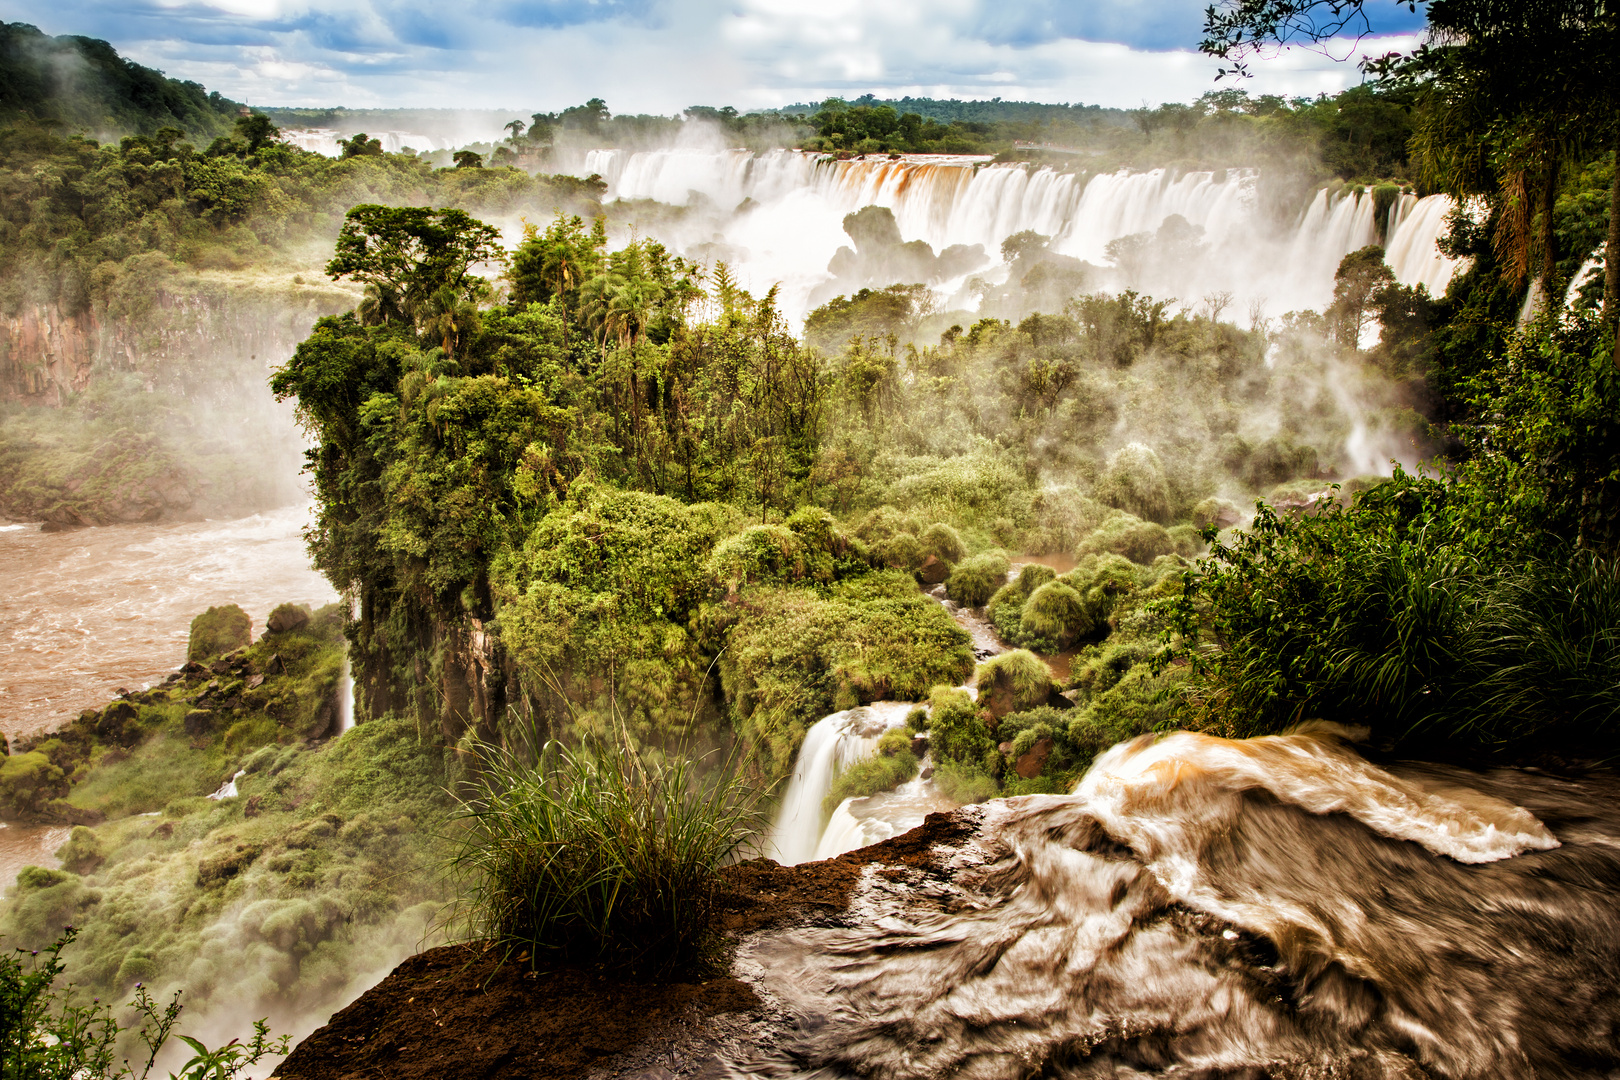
[0,22,242,140]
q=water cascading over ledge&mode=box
[556,148,1466,325]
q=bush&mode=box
[923,685,996,766]
[975,650,1055,719]
[918,522,966,563]
[187,604,250,662]
[946,550,1009,607]
[823,743,919,815]
[933,760,998,804]
[1093,443,1171,523]
[1020,581,1091,648]
[872,531,922,570]
[1076,513,1175,564]
[448,737,763,972]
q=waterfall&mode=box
[337,655,355,734]
[768,700,918,865]
[1385,193,1467,296]
[563,150,1465,325]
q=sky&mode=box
[3,0,1427,113]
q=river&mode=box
[0,504,338,743]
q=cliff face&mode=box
[0,272,360,528]
[0,272,358,404]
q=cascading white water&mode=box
[337,656,355,734]
[562,149,1467,326]
[1386,192,1468,296]
[768,700,919,865]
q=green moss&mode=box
[823,745,919,815]
[918,522,966,563]
[0,751,68,815]
[188,605,251,663]
[1021,581,1091,647]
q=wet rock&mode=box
[188,604,251,663]
[247,674,265,689]
[196,844,261,887]
[266,603,312,634]
[910,735,928,756]
[38,800,104,827]
[915,555,952,586]
[184,709,214,736]
[96,700,139,745]
[1015,736,1055,779]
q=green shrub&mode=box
[1020,581,1091,647]
[187,605,251,663]
[975,650,1056,719]
[448,737,763,972]
[918,522,966,562]
[1093,443,1171,524]
[1167,524,1204,557]
[55,826,103,874]
[933,760,998,804]
[923,685,996,766]
[946,550,1009,607]
[707,524,808,590]
[1076,513,1175,564]
[0,752,67,815]
[822,742,919,815]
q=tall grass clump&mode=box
[447,735,765,973]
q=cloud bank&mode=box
[2,0,1426,112]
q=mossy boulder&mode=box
[1076,513,1175,565]
[918,522,966,563]
[1192,496,1243,530]
[265,603,312,634]
[0,751,68,816]
[946,550,1010,607]
[188,604,251,662]
[1021,581,1092,647]
[976,649,1059,720]
[55,825,104,874]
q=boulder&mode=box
[183,710,214,736]
[916,555,952,586]
[265,603,312,634]
[96,700,139,745]
[1015,737,1055,780]
[188,605,251,663]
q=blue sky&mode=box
[3,0,1428,112]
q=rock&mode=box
[915,555,952,586]
[151,821,174,839]
[1015,736,1055,780]
[910,735,928,756]
[38,800,104,827]
[187,604,251,663]
[998,741,1014,755]
[266,603,312,634]
[264,654,285,676]
[96,700,139,745]
[184,710,214,736]
[247,674,265,689]
[243,795,263,819]
[196,844,261,887]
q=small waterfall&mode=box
[768,701,918,865]
[337,655,355,734]
[814,755,955,861]
[206,769,246,800]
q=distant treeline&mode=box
[775,94,1136,128]
[0,22,241,140]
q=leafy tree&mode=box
[1327,244,1396,348]
[325,205,504,323]
[338,132,383,158]
[231,112,278,153]
[452,150,483,169]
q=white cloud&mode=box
[3,0,1417,111]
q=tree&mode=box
[503,119,526,142]
[339,132,383,158]
[325,205,504,323]
[232,111,278,153]
[453,150,483,169]
[1327,245,1395,349]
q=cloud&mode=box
[0,0,1424,112]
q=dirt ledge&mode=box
[273,811,975,1080]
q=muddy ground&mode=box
[273,811,974,1080]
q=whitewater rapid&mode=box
[559,148,1464,325]
[728,725,1614,1080]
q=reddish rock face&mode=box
[1015,736,1054,779]
[916,554,951,585]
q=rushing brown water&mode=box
[0,505,337,742]
[728,725,1620,1079]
